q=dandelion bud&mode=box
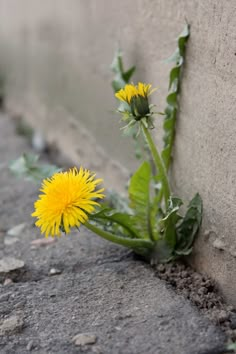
[115,82,156,120]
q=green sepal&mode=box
[130,96,150,120]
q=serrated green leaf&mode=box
[111,49,148,162]
[165,48,181,64]
[175,193,203,255]
[164,104,175,116]
[111,49,136,93]
[160,197,183,248]
[178,24,190,56]
[25,153,40,165]
[168,196,183,211]
[163,116,175,131]
[123,66,136,82]
[161,147,171,167]
[128,161,152,239]
[111,49,123,73]
[165,25,189,64]
[175,247,192,256]
[179,23,190,38]
[169,66,180,90]
[9,153,61,183]
[162,24,190,172]
[150,239,174,264]
[167,92,178,108]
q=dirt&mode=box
[0,113,234,354]
[156,262,236,342]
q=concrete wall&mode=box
[0,0,235,305]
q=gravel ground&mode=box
[0,114,231,354]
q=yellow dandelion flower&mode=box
[137,82,156,98]
[115,84,137,104]
[115,82,156,104]
[32,167,104,237]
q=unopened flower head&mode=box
[32,167,104,237]
[115,82,157,120]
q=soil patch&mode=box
[156,261,236,343]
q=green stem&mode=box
[141,122,171,209]
[84,221,154,250]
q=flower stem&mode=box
[141,122,171,209]
[84,221,154,250]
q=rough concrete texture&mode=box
[0,1,235,305]
[0,115,227,354]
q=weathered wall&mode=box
[0,0,235,305]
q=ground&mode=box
[0,114,232,354]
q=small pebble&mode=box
[32,131,47,152]
[212,239,226,250]
[0,257,24,273]
[3,278,13,286]
[198,287,208,295]
[49,268,61,276]
[72,333,97,346]
[49,293,57,298]
[0,315,24,335]
[31,237,56,248]
[26,340,34,351]
[217,310,229,323]
[4,237,19,245]
[7,223,26,236]
[192,273,202,282]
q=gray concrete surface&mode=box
[0,1,235,305]
[0,114,226,354]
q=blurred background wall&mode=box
[0,0,235,304]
